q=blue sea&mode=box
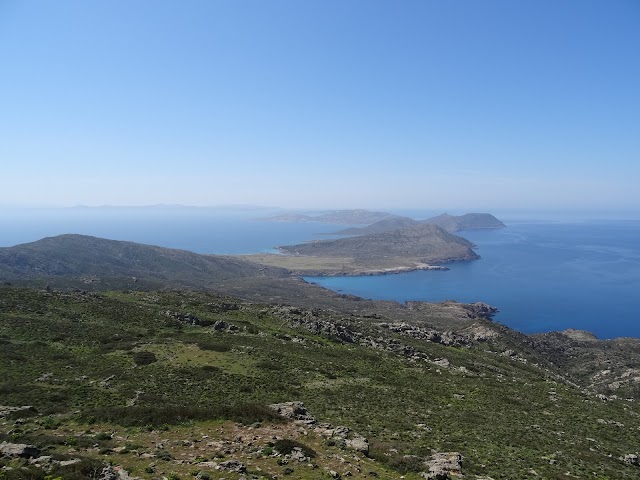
[1,208,639,339]
[307,221,640,339]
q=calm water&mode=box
[306,221,640,339]
[0,208,343,254]
[1,209,638,338]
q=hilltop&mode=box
[0,234,289,290]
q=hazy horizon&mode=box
[1,203,640,223]
[1,1,638,210]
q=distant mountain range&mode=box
[259,209,403,225]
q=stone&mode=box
[98,465,139,480]
[345,435,369,456]
[0,441,41,458]
[623,453,639,466]
[98,465,119,480]
[217,460,247,473]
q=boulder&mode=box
[623,453,639,466]
[346,435,369,456]
[0,441,41,458]
[422,452,463,480]
[217,460,246,473]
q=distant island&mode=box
[332,212,505,236]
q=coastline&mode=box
[230,253,451,277]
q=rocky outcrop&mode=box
[458,302,498,320]
[378,323,469,347]
[268,402,316,424]
[268,402,370,457]
[561,328,598,342]
[422,452,463,479]
[271,306,361,344]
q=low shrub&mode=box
[132,351,157,366]
[273,439,316,458]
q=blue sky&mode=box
[1,0,638,210]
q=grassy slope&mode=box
[1,286,640,479]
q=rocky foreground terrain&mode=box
[1,285,640,479]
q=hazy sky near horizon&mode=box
[1,1,638,210]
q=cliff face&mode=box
[279,224,479,264]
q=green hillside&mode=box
[1,285,639,479]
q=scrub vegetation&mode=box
[1,285,640,479]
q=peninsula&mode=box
[241,223,478,276]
